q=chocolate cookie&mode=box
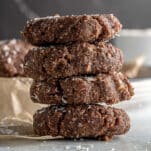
[0,39,32,77]
[30,72,134,105]
[33,104,130,140]
[22,14,122,45]
[24,42,123,80]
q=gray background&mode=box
[0,0,151,39]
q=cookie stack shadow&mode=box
[23,14,134,140]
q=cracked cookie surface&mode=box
[24,42,123,79]
[23,14,122,45]
[30,72,134,105]
[33,104,130,140]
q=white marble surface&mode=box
[0,79,151,151]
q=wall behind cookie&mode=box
[0,0,151,39]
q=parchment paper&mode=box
[0,78,61,139]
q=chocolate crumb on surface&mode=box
[30,72,134,105]
[22,14,122,45]
[24,42,123,80]
[33,104,130,140]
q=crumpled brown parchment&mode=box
[0,78,61,139]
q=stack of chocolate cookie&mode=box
[23,14,134,140]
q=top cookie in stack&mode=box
[23,14,121,45]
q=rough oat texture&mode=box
[24,42,123,80]
[0,39,32,77]
[30,72,134,105]
[33,104,130,140]
[22,14,122,45]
